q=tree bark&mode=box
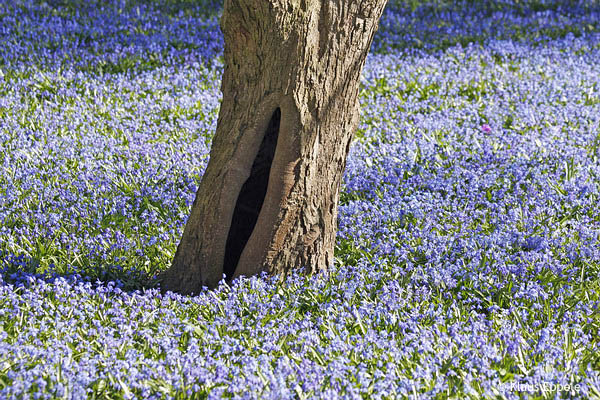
[160,0,388,294]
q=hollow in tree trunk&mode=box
[160,0,388,294]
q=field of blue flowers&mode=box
[1,0,600,398]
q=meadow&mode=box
[1,0,600,398]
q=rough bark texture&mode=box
[160,0,388,294]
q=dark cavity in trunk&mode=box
[223,108,281,280]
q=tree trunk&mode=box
[160,0,388,294]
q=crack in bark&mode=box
[223,108,281,280]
